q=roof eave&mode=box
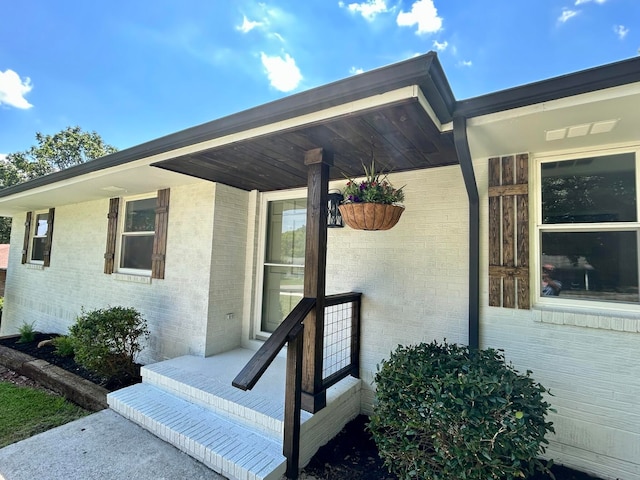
[454,56,640,119]
[0,52,455,200]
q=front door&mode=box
[261,197,306,333]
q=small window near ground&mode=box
[119,197,156,273]
[539,152,639,304]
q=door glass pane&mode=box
[261,198,306,333]
[120,235,154,270]
[265,199,306,264]
[541,231,639,303]
[261,265,305,333]
[541,153,636,224]
[125,198,156,232]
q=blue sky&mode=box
[1,0,638,158]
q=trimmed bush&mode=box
[69,306,149,379]
[368,341,554,480]
[52,335,75,357]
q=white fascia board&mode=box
[466,82,640,128]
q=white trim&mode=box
[27,210,49,265]
[532,144,640,312]
[468,82,640,128]
[254,188,307,339]
[113,273,152,284]
[115,193,157,277]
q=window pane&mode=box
[31,237,45,261]
[125,198,156,233]
[34,214,48,237]
[541,153,636,224]
[541,231,639,302]
[265,199,306,264]
[120,235,154,270]
[261,265,304,333]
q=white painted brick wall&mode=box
[205,183,249,355]
[1,182,218,363]
[472,158,640,480]
[325,166,470,404]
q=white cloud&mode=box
[0,69,33,109]
[433,40,448,51]
[575,0,607,4]
[459,60,472,67]
[614,25,629,39]
[339,0,390,21]
[559,8,579,23]
[397,0,443,35]
[260,52,302,92]
[237,15,263,33]
[350,66,364,75]
[0,154,6,162]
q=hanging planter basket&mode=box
[338,203,405,231]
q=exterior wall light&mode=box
[327,190,344,228]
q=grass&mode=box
[0,381,89,448]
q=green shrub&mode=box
[368,341,555,480]
[52,335,75,357]
[17,321,36,343]
[68,306,149,379]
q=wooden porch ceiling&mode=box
[153,98,458,192]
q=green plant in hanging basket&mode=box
[339,159,405,230]
[341,159,405,205]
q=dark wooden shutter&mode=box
[104,198,120,274]
[21,212,32,264]
[151,188,170,279]
[488,153,530,309]
[43,208,55,267]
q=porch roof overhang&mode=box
[0,53,457,215]
[1,54,640,216]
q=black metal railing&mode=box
[232,292,361,479]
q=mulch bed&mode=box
[303,415,604,480]
[0,333,140,391]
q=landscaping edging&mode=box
[0,342,108,412]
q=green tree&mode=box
[0,126,117,242]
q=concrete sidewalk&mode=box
[0,409,225,480]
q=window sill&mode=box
[24,263,44,271]
[113,273,152,285]
[533,303,639,333]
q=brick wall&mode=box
[1,182,218,363]
[473,158,640,480]
[324,165,471,409]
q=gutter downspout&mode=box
[453,115,480,350]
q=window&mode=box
[259,196,306,333]
[104,189,170,279]
[538,151,639,304]
[21,209,55,267]
[119,197,156,273]
[31,213,49,262]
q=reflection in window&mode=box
[541,231,639,303]
[541,153,636,224]
[120,197,156,271]
[261,198,306,333]
[31,213,49,262]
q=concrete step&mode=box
[108,383,286,480]
[141,356,308,440]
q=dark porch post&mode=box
[301,147,332,413]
